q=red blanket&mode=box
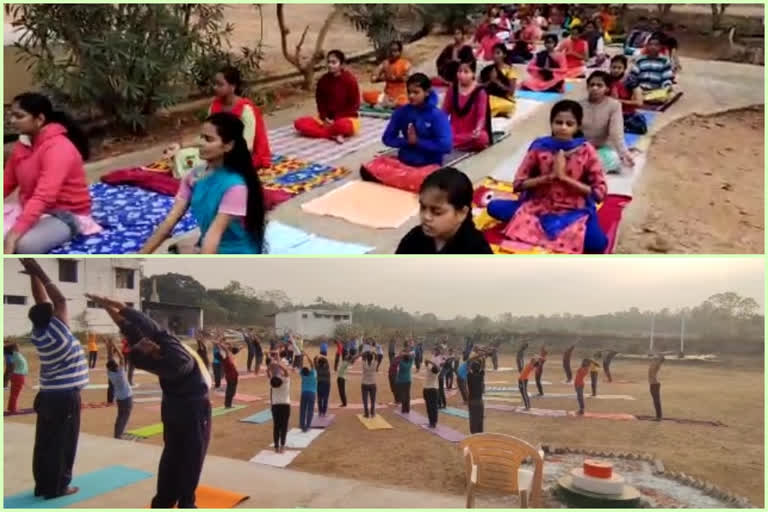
[101,168,181,196]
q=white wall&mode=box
[3,259,143,337]
[275,310,352,338]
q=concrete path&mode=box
[78,53,764,254]
[3,422,469,508]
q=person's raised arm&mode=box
[304,350,314,369]
[20,259,48,305]
[21,258,67,324]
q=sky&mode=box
[142,257,764,318]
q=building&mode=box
[274,307,352,338]
[3,259,142,337]
[141,278,203,336]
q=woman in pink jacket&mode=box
[4,93,100,253]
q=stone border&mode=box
[540,444,753,508]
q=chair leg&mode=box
[520,489,528,509]
[466,484,475,508]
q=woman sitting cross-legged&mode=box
[486,100,608,254]
[442,58,492,152]
[294,50,361,145]
[360,73,452,193]
[141,113,267,254]
[520,34,567,93]
[480,44,518,118]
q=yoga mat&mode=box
[301,180,419,229]
[485,397,521,404]
[442,406,470,419]
[81,401,114,409]
[35,383,112,390]
[485,403,519,412]
[131,389,163,396]
[125,422,164,438]
[357,413,393,430]
[50,183,198,254]
[250,449,301,468]
[133,397,162,403]
[571,411,637,421]
[311,413,336,428]
[393,410,466,442]
[515,82,575,102]
[272,428,324,449]
[4,465,153,508]
[635,415,725,427]
[213,391,262,402]
[4,408,35,416]
[359,104,395,118]
[640,91,683,112]
[330,403,366,410]
[489,144,528,182]
[606,152,647,197]
[586,394,636,401]
[269,117,389,166]
[516,407,568,417]
[211,405,247,417]
[240,409,273,424]
[532,393,576,399]
[193,485,249,509]
[259,155,350,197]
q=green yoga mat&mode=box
[359,105,394,118]
[128,405,247,437]
[442,406,470,419]
[4,465,152,508]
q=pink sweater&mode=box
[4,123,92,237]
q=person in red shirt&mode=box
[294,50,361,144]
[214,339,240,408]
[573,358,591,415]
[334,339,344,372]
[518,357,539,410]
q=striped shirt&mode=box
[31,317,89,391]
[629,54,674,91]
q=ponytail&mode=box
[205,112,268,252]
[13,92,90,160]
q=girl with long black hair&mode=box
[142,112,267,254]
[4,92,101,254]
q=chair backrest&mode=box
[459,433,544,495]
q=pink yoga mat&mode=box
[214,391,262,402]
[310,413,336,428]
[393,409,466,442]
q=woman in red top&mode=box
[442,59,491,152]
[209,67,272,170]
[608,55,647,135]
[294,50,361,144]
[573,359,591,415]
[556,24,588,79]
[4,93,101,254]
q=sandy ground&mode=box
[618,107,764,253]
[4,349,764,507]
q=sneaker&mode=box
[577,410,584,416]
[364,413,369,418]
[428,423,436,429]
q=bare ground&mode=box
[5,350,764,507]
[617,107,764,254]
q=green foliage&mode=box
[9,4,264,134]
[342,4,402,58]
[417,4,484,32]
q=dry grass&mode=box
[5,349,764,506]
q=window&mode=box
[4,295,27,305]
[334,315,342,321]
[115,268,135,289]
[87,300,98,308]
[58,260,78,283]
[342,315,350,320]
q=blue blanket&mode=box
[50,183,197,254]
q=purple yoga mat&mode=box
[4,407,35,416]
[393,410,466,443]
[311,413,336,428]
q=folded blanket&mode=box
[100,168,181,196]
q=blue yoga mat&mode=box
[515,82,575,102]
[240,408,273,424]
[4,465,152,508]
[442,407,470,419]
[625,112,658,148]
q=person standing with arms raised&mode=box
[19,258,89,500]
[86,294,211,509]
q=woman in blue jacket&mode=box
[361,73,453,192]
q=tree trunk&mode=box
[711,4,729,31]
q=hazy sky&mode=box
[142,258,764,318]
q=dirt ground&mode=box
[5,348,764,507]
[617,107,764,254]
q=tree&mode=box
[710,4,730,31]
[655,4,673,21]
[9,4,261,133]
[417,4,483,32]
[342,5,402,59]
[276,4,340,90]
[140,273,207,305]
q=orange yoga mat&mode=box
[301,180,419,229]
[151,485,249,508]
[193,485,249,508]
